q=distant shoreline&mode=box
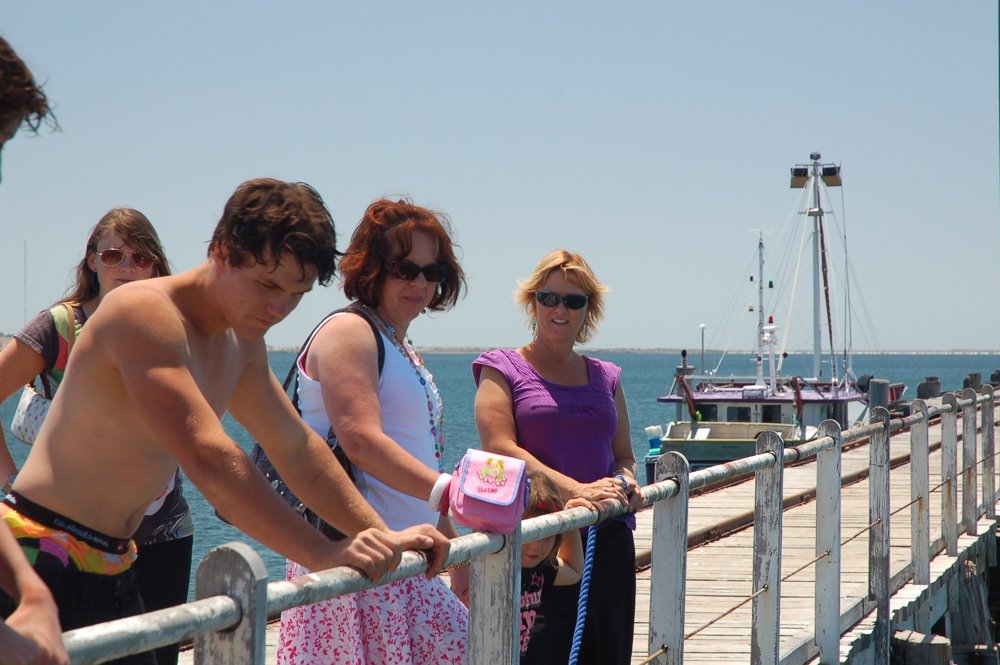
[3,335,996,356]
[266,345,1000,356]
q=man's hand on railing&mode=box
[394,524,451,579]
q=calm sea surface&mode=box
[2,350,999,600]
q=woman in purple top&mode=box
[473,249,642,665]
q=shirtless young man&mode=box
[0,178,449,663]
[0,33,68,665]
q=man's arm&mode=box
[100,289,432,576]
[227,346,387,535]
[0,522,68,665]
[228,343,452,576]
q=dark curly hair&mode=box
[0,34,56,133]
[340,198,465,311]
[208,178,340,285]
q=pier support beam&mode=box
[891,630,952,665]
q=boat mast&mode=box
[791,152,843,383]
[755,232,765,384]
[809,156,823,379]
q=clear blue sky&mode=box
[1,2,997,352]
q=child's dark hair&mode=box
[525,471,565,566]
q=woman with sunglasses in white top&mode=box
[473,249,643,665]
[0,208,193,665]
[278,198,468,665]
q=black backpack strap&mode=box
[286,303,386,413]
[341,303,385,377]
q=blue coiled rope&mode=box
[568,524,598,665]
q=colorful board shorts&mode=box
[3,490,137,573]
[0,491,154,665]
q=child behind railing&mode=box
[518,471,594,664]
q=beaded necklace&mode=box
[365,305,445,472]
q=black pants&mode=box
[134,536,194,665]
[0,548,156,665]
[541,520,636,665]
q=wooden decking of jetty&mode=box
[178,415,996,664]
[630,414,994,663]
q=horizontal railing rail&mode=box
[60,386,998,664]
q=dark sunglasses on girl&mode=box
[388,260,449,283]
[535,291,589,310]
[97,247,155,270]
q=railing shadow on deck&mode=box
[61,386,998,665]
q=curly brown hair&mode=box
[0,34,56,133]
[208,178,340,285]
[340,198,465,310]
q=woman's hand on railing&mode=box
[574,477,629,505]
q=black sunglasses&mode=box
[97,247,155,270]
[388,260,450,283]
[535,291,589,310]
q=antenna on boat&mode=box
[790,151,841,384]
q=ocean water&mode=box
[2,349,999,600]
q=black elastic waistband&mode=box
[4,491,132,554]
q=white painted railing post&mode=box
[910,399,931,585]
[814,420,842,663]
[982,385,998,567]
[468,527,521,664]
[649,452,689,664]
[751,431,783,665]
[961,388,979,535]
[869,407,891,665]
[981,385,996,521]
[942,393,960,555]
[193,542,268,664]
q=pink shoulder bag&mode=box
[446,449,530,534]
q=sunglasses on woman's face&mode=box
[97,247,155,270]
[388,260,449,283]
[535,291,589,310]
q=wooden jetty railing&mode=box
[61,386,998,664]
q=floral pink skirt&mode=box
[278,559,468,665]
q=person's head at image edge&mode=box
[515,249,609,345]
[0,34,57,183]
[340,197,465,330]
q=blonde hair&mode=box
[515,249,609,344]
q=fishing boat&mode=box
[643,152,905,480]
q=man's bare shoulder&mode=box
[87,277,189,349]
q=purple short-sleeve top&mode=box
[473,347,635,529]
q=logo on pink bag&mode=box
[477,456,508,486]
